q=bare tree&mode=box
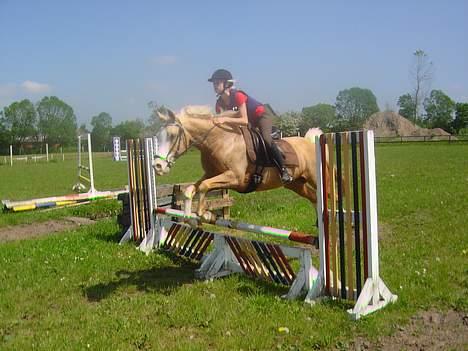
[410,49,434,123]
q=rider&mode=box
[208,68,292,184]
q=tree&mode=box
[452,102,468,134]
[409,49,434,123]
[91,112,113,151]
[278,111,301,136]
[300,103,336,133]
[1,99,37,144]
[0,110,10,153]
[37,96,77,145]
[78,123,89,135]
[112,119,145,141]
[397,93,416,121]
[335,87,379,129]
[423,90,455,131]
[146,101,167,135]
[264,104,281,126]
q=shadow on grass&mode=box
[95,224,128,245]
[93,227,125,243]
[85,262,198,302]
[84,247,341,306]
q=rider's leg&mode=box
[257,116,293,183]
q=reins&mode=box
[155,116,219,167]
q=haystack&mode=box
[364,111,451,138]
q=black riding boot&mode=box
[270,143,293,183]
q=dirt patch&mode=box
[348,309,468,350]
[0,217,96,243]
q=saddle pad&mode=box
[240,126,299,167]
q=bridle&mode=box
[154,121,187,168]
[154,117,218,168]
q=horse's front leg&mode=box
[182,177,205,217]
[196,170,239,222]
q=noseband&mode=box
[155,122,187,167]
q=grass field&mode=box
[0,143,467,350]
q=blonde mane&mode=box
[180,105,213,119]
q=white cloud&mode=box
[21,80,51,94]
[150,55,179,65]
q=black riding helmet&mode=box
[208,69,234,84]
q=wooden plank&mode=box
[343,132,355,299]
[327,133,338,297]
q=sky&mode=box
[1,0,467,126]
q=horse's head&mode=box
[153,108,190,175]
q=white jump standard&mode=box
[307,130,397,319]
[73,133,96,193]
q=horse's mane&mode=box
[180,105,213,119]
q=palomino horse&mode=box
[153,106,324,221]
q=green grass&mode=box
[0,144,467,350]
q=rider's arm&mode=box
[216,104,248,125]
[215,91,249,125]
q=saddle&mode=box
[239,125,299,193]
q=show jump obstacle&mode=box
[2,134,125,212]
[113,136,128,161]
[309,130,397,319]
[73,133,96,193]
[120,131,397,319]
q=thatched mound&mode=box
[364,111,451,139]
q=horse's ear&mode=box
[167,109,177,122]
[157,109,176,123]
[157,111,169,122]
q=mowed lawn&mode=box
[0,143,466,350]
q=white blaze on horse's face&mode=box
[153,122,183,175]
[153,128,169,175]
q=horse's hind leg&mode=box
[285,179,317,204]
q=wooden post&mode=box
[222,189,230,219]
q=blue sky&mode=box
[1,0,467,126]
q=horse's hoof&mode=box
[201,211,215,224]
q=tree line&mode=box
[278,50,467,136]
[277,86,468,137]
[0,96,159,154]
[1,87,466,154]
[0,96,77,154]
[1,51,467,153]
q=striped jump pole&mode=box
[155,207,318,246]
[156,217,317,300]
[119,137,157,253]
[307,130,397,319]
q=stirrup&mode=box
[280,168,293,184]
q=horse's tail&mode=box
[303,128,338,205]
[304,128,323,144]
